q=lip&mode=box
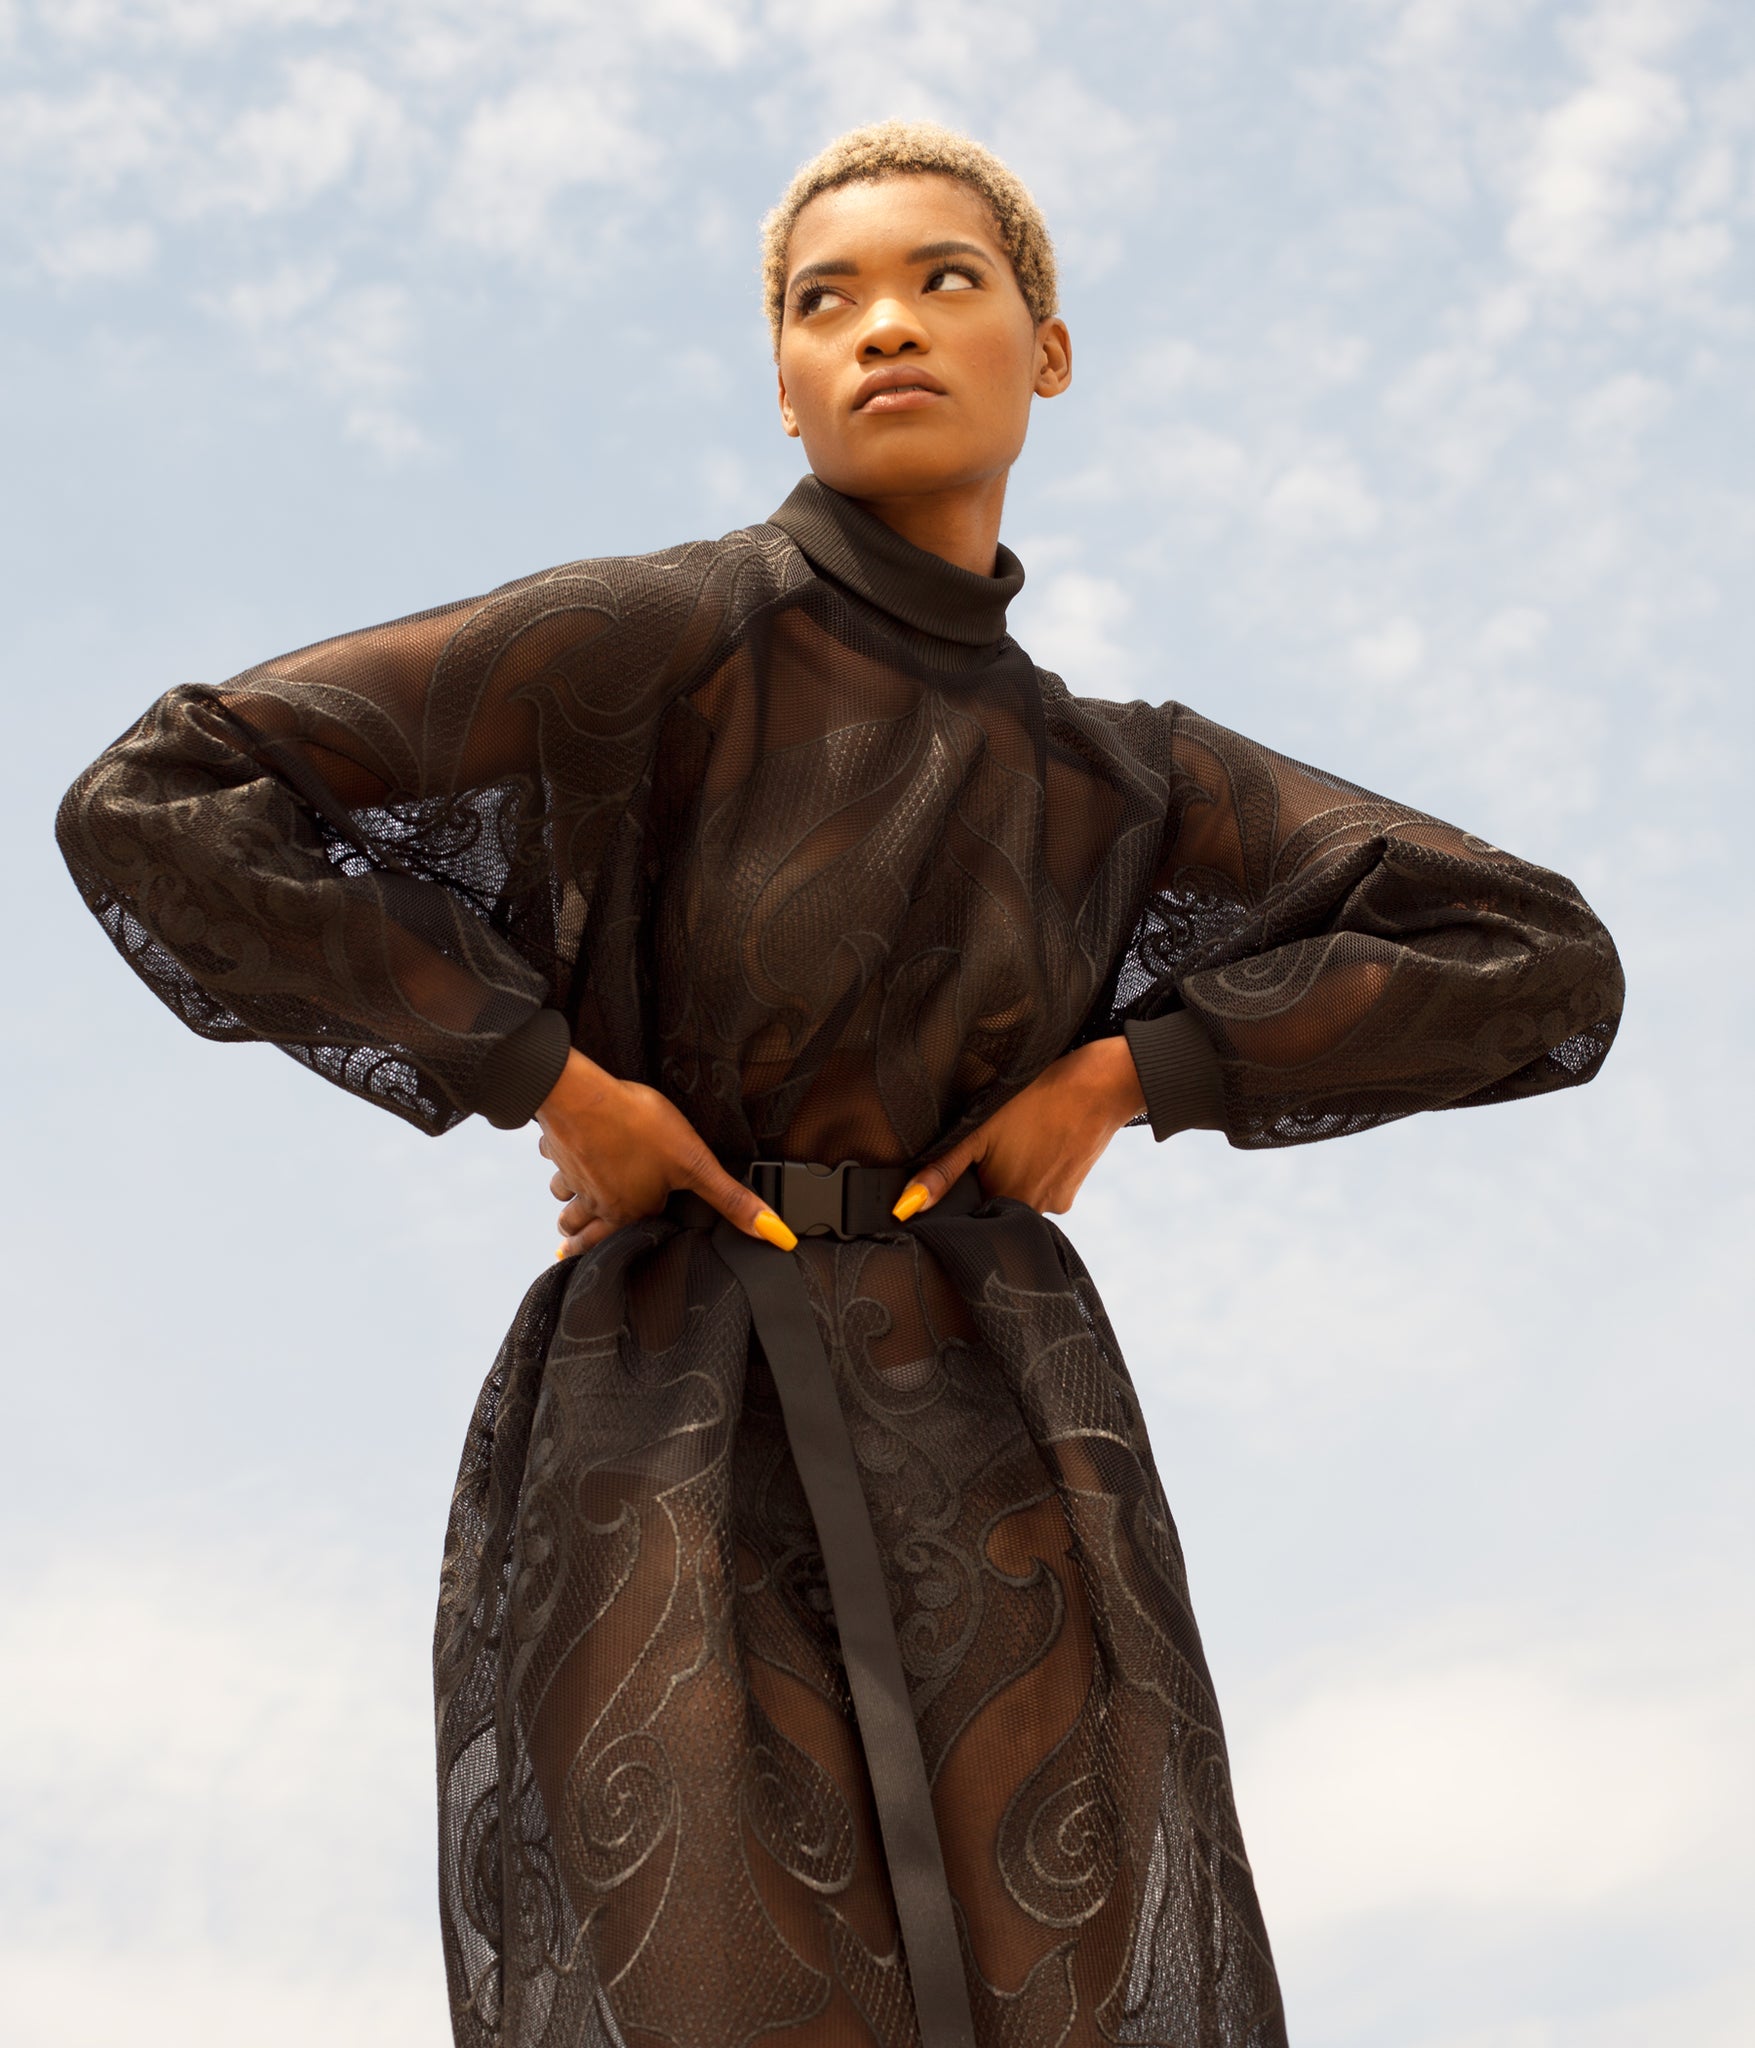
[852,365,948,412]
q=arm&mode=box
[894,1033,1148,1221]
[901,701,1622,1217]
[60,545,805,1249]
[1118,704,1624,1147]
[56,556,692,1134]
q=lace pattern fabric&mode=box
[438,1204,1279,2047]
[56,476,1623,2046]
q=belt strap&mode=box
[666,1158,982,1239]
[666,1164,981,2048]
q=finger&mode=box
[558,1193,601,1236]
[681,1148,798,1251]
[555,1216,616,1261]
[538,1133,553,1162]
[549,1170,577,1202]
[894,1132,981,1219]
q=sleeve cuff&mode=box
[1123,1010,1226,1142]
[470,1007,573,1129]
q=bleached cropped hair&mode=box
[760,121,1059,356]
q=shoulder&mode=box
[458,524,813,688]
[1032,667,1187,786]
[493,522,810,622]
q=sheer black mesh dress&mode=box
[57,476,1624,2048]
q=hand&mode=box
[892,1035,1147,1220]
[537,1050,797,1259]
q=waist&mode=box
[665,1158,983,1240]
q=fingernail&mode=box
[753,1209,798,1252]
[554,1243,568,1261]
[891,1182,929,1222]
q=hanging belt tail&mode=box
[666,1162,982,2048]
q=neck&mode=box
[847,472,1010,578]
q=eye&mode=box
[926,265,982,294]
[794,283,851,319]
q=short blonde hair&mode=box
[760,120,1058,356]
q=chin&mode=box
[809,436,1019,504]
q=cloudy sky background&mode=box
[3,1,1751,2042]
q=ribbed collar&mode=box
[768,473,1024,647]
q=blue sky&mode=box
[2,2,1751,2043]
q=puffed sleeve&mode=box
[55,550,716,1134]
[1105,702,1624,1147]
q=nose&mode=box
[857,295,928,359]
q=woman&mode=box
[56,122,1623,2048]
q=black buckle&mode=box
[747,1159,857,1239]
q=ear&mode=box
[776,364,802,439]
[1033,317,1072,400]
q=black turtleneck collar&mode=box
[767,474,1025,648]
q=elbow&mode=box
[1594,927,1627,1040]
[1474,919,1626,1107]
[1567,924,1626,1084]
[1554,897,1626,1067]
[55,759,115,907]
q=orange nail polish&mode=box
[891,1182,929,1222]
[554,1244,568,1261]
[753,1209,799,1252]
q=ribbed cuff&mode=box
[1123,1010,1226,1142]
[471,1007,573,1130]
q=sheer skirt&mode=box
[435,1205,1285,2048]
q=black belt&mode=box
[664,1160,983,2048]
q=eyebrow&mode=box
[903,240,992,266]
[786,239,995,295]
[788,257,859,291]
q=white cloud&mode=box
[39,219,158,279]
[1382,337,1535,495]
[759,0,1044,133]
[1569,367,1671,446]
[213,255,339,332]
[1475,604,1550,660]
[345,402,431,460]
[990,69,1162,235]
[439,77,658,252]
[1151,422,1252,505]
[1262,451,1382,540]
[41,0,355,46]
[7,9,1755,2045]
[1239,1644,1744,1926]
[0,1546,435,1978]
[0,73,174,192]
[701,444,754,512]
[1350,615,1425,682]
[209,264,429,456]
[0,1540,444,2048]
[1293,327,1370,388]
[1475,285,1532,346]
[214,57,414,215]
[1370,1972,1755,2048]
[3,1950,441,2048]
[1021,567,1136,690]
[1672,136,1738,216]
[1127,338,1228,396]
[310,280,418,397]
[1558,0,1702,72]
[1505,1,1732,301]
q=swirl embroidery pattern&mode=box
[56,484,1623,2047]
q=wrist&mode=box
[472,1005,574,1130]
[535,1047,613,1131]
[1081,1033,1147,1127]
[1122,1011,1226,1140]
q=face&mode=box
[776,173,1072,504]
